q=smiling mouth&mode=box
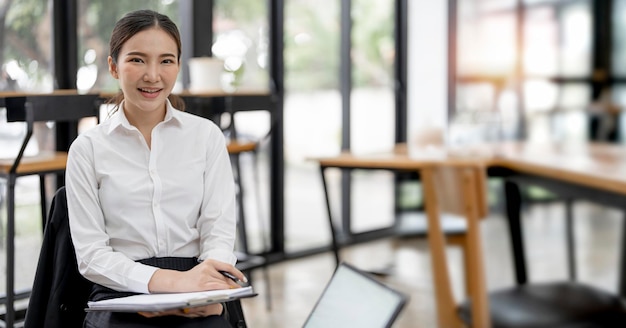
[138,88,162,93]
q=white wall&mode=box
[407,0,448,144]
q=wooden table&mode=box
[315,141,626,296]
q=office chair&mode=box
[24,187,249,328]
[0,92,100,327]
[421,162,626,328]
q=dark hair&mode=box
[107,9,185,112]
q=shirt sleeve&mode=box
[197,126,238,265]
[66,135,157,293]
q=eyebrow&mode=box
[125,51,177,58]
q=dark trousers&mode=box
[84,257,232,328]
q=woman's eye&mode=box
[162,59,175,64]
[129,58,143,63]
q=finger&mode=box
[204,281,233,291]
[214,266,247,284]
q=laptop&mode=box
[302,262,408,328]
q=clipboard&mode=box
[85,286,257,312]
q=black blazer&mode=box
[24,187,93,328]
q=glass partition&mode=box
[350,0,395,234]
[284,0,342,252]
[1,1,52,92]
[454,0,593,144]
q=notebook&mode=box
[302,262,408,328]
[85,286,256,312]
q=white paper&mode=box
[86,286,254,312]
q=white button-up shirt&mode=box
[66,100,237,294]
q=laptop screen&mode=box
[302,262,408,328]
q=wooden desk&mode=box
[315,142,626,296]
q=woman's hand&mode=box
[138,303,223,318]
[148,259,246,293]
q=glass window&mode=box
[559,1,592,77]
[284,0,341,252]
[1,1,52,92]
[613,0,626,76]
[457,12,517,76]
[455,0,593,144]
[212,1,271,253]
[524,79,558,112]
[476,0,516,13]
[560,83,590,110]
[351,0,395,233]
[524,6,558,76]
[523,0,563,5]
[213,0,269,90]
[0,0,53,296]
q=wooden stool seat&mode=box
[227,140,258,154]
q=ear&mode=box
[108,56,118,79]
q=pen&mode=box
[219,270,249,287]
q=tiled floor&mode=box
[240,200,623,328]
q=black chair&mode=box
[0,92,100,327]
[24,187,249,328]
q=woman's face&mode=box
[108,27,180,118]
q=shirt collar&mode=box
[106,98,183,135]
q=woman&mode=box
[66,9,244,327]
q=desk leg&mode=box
[5,175,16,328]
[565,198,577,281]
[320,166,340,267]
[504,179,527,285]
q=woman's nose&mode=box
[143,64,161,82]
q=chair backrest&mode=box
[420,162,491,328]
